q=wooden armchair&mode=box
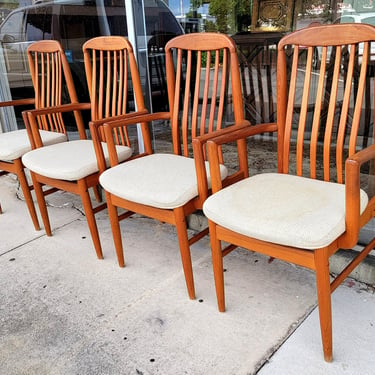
[99,33,250,299]
[197,24,375,361]
[0,95,66,229]
[22,37,146,260]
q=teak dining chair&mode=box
[198,24,375,361]
[22,37,146,259]
[99,33,249,299]
[0,94,66,229]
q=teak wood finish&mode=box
[196,24,375,361]
[101,33,249,299]
[24,37,147,259]
[82,36,150,174]
[23,40,93,245]
[0,98,36,226]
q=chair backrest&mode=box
[27,40,86,140]
[83,36,150,173]
[165,33,245,158]
[83,36,147,126]
[277,24,375,184]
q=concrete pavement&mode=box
[1,173,374,374]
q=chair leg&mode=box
[30,172,52,236]
[174,207,195,300]
[78,180,103,260]
[314,248,333,362]
[14,160,40,230]
[105,191,125,267]
[92,185,102,203]
[209,220,225,312]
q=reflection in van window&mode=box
[26,8,52,41]
[0,0,183,120]
[0,12,24,42]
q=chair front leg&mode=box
[30,171,52,236]
[209,220,226,312]
[314,247,333,362]
[105,191,125,267]
[174,206,195,300]
[78,179,103,260]
[15,158,40,231]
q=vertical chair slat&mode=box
[323,46,341,181]
[296,46,313,176]
[191,50,201,140]
[200,51,211,136]
[112,50,118,117]
[349,42,368,157]
[283,46,299,173]
[123,50,129,117]
[336,44,356,183]
[41,53,48,130]
[171,49,182,155]
[46,52,53,130]
[98,50,104,120]
[91,49,97,119]
[119,50,125,115]
[310,46,328,179]
[182,50,192,157]
[216,48,228,133]
[105,50,111,118]
[208,50,220,134]
[58,53,65,133]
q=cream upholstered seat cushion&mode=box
[22,139,132,181]
[99,153,228,209]
[203,173,369,250]
[0,129,67,161]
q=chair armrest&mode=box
[103,111,171,167]
[203,122,277,146]
[192,120,251,146]
[23,102,91,147]
[89,109,149,130]
[25,102,90,116]
[193,122,278,195]
[0,98,35,108]
[341,144,375,248]
[89,109,150,173]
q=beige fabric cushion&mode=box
[99,153,228,209]
[0,129,67,161]
[22,140,132,181]
[203,173,369,250]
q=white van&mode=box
[0,0,183,114]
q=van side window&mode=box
[26,7,51,41]
[0,11,24,42]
